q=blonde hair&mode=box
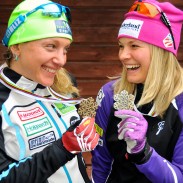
[114,45,183,117]
[51,68,79,97]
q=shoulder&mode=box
[175,92,183,109]
[175,92,183,122]
[0,83,11,110]
[96,80,116,107]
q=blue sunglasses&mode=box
[2,2,71,47]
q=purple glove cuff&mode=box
[127,142,153,164]
[131,139,146,153]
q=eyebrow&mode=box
[118,40,137,44]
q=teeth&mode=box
[126,65,140,69]
[43,66,56,74]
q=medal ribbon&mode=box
[0,68,82,105]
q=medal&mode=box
[113,90,135,110]
[78,97,98,118]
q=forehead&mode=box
[37,37,71,45]
[118,37,149,46]
[20,37,71,47]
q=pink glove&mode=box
[115,110,148,154]
[62,117,99,154]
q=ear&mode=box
[9,44,20,55]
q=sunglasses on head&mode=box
[2,2,71,47]
[129,0,176,50]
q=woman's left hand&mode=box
[115,110,148,154]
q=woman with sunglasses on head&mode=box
[0,0,99,182]
[91,0,183,182]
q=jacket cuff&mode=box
[54,139,75,160]
[126,142,153,164]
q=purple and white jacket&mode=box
[92,80,183,183]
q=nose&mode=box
[118,47,131,62]
[52,49,67,67]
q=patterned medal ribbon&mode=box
[0,68,82,105]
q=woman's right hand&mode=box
[62,117,99,154]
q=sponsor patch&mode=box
[70,116,80,125]
[23,117,52,136]
[156,121,165,135]
[163,33,173,48]
[54,103,76,115]
[98,138,103,146]
[118,19,143,38]
[55,20,72,36]
[29,131,56,150]
[17,107,44,121]
[96,88,105,107]
[94,123,103,137]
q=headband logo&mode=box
[5,17,22,39]
[118,19,143,38]
[163,33,173,48]
[55,20,72,36]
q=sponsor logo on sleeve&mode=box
[98,138,103,146]
[96,88,105,107]
[94,123,103,137]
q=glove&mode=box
[115,110,148,154]
[62,117,99,154]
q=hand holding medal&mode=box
[62,97,99,153]
[114,90,148,155]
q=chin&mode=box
[127,79,138,84]
[43,82,54,87]
[127,77,144,84]
[38,79,54,87]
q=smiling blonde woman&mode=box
[0,0,99,182]
[91,0,183,182]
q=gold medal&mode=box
[78,97,98,118]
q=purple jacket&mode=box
[92,80,183,183]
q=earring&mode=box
[13,54,19,61]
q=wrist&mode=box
[126,142,152,164]
[129,140,146,154]
[56,139,76,159]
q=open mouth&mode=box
[42,66,56,74]
[126,65,140,70]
